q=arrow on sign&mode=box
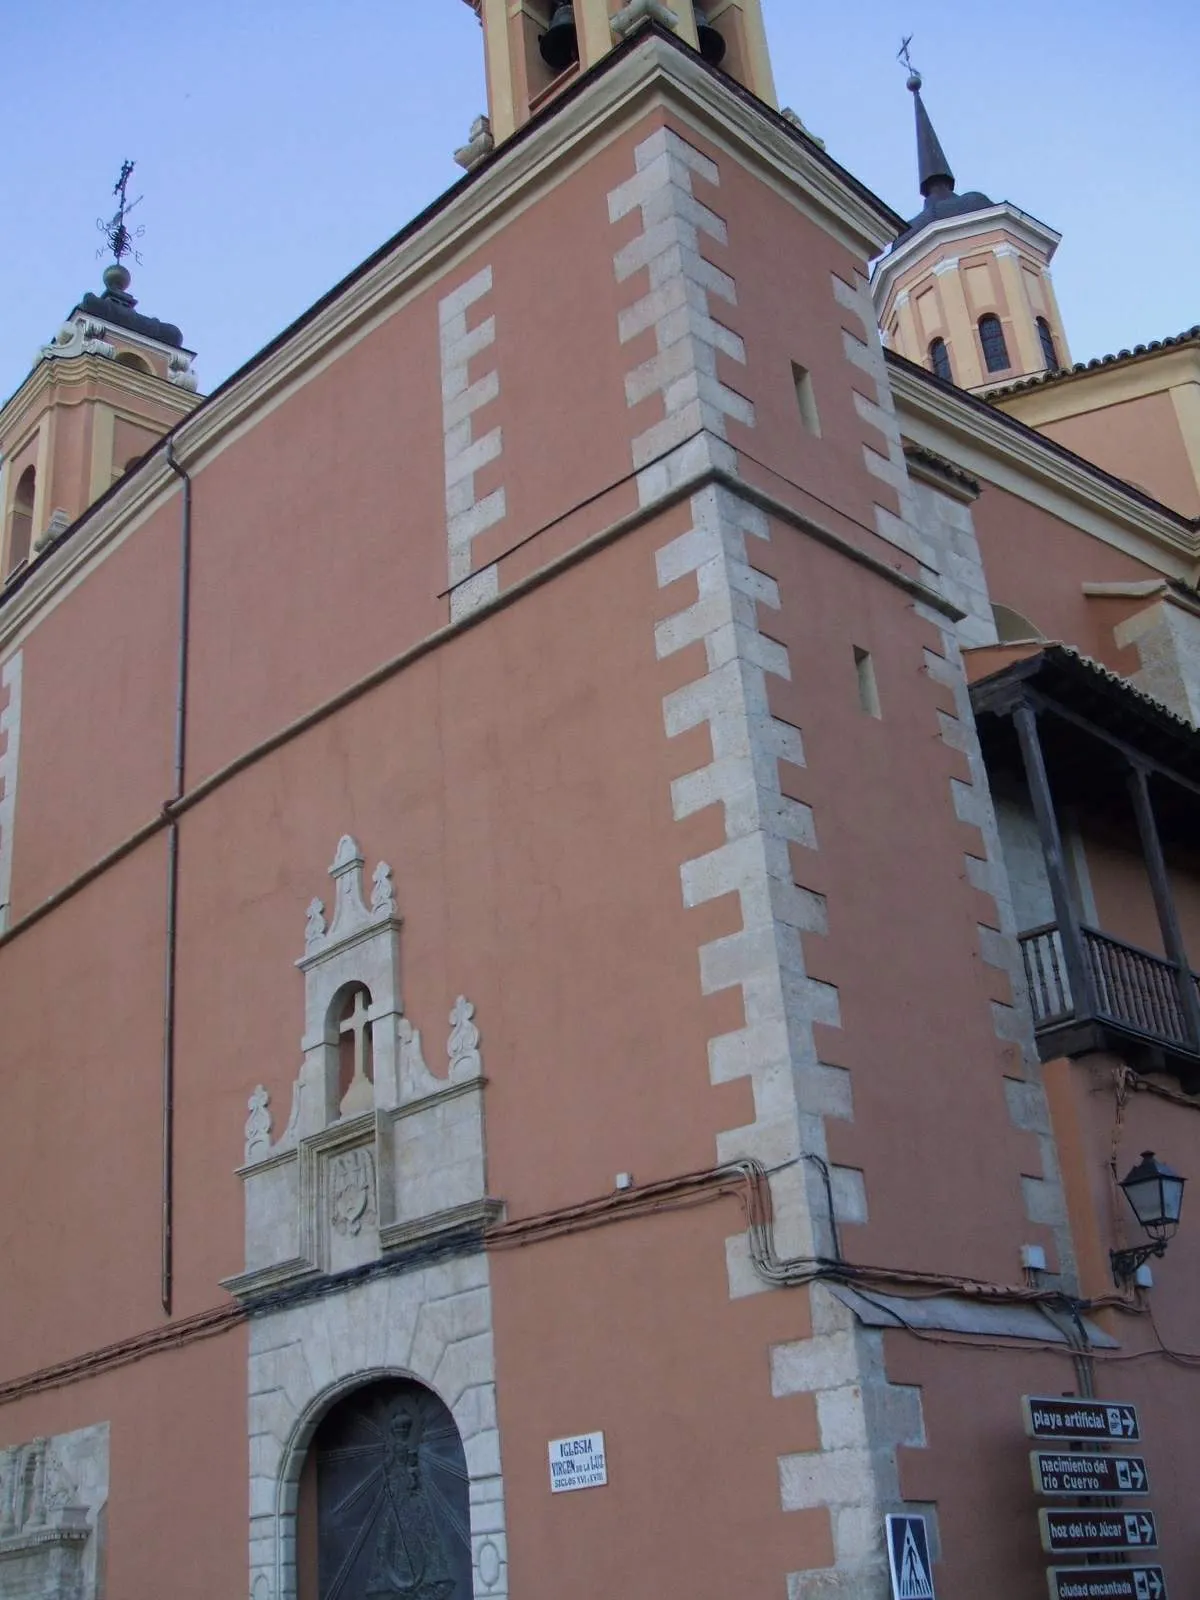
[1127,1515,1155,1545]
[1048,1567,1167,1600]
[1116,1458,1146,1490]
[1114,1407,1137,1437]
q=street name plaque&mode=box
[1040,1508,1159,1555]
[1031,1452,1150,1496]
[1024,1397,1140,1442]
[1047,1567,1167,1600]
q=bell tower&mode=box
[458,0,777,150]
[0,165,199,581]
[872,63,1071,393]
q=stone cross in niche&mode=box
[339,988,375,1116]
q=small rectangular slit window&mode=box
[854,646,881,718]
[792,362,822,437]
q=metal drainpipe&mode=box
[162,437,193,1315]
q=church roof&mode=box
[987,325,1200,398]
[73,264,185,350]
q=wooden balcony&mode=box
[1020,922,1200,1083]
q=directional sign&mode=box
[1040,1508,1159,1555]
[1031,1452,1150,1496]
[1024,1396,1140,1442]
[885,1515,936,1600]
[1047,1566,1167,1600]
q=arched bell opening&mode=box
[326,981,375,1117]
[114,349,154,375]
[8,465,35,575]
[295,1376,471,1600]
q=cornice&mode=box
[888,356,1200,575]
[872,201,1061,317]
[902,441,980,502]
[0,355,197,455]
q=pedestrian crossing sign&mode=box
[886,1514,936,1600]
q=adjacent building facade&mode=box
[1,5,1199,1597]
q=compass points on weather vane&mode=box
[97,159,145,270]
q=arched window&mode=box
[115,350,153,374]
[7,466,35,575]
[928,338,952,382]
[1036,317,1060,372]
[332,982,375,1116]
[978,314,1011,373]
[305,1378,471,1600]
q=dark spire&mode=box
[908,70,954,199]
[891,43,992,247]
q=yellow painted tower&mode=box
[457,0,777,152]
[0,169,199,581]
[872,67,1071,393]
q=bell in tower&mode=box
[694,5,727,65]
[539,3,579,71]
[458,0,777,149]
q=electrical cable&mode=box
[8,1155,1200,1408]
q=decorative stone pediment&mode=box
[40,318,117,364]
[38,314,198,389]
[0,1425,109,1600]
[225,837,500,1299]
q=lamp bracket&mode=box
[1110,1239,1167,1287]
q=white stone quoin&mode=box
[228,835,507,1600]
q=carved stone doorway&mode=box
[311,1379,472,1600]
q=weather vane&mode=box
[897,35,921,90]
[97,160,145,266]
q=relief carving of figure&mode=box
[315,1383,469,1600]
[365,1405,456,1600]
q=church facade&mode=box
[1,4,1200,1597]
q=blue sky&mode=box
[2,0,1196,400]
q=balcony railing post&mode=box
[1127,761,1200,1051]
[1012,702,1094,1016]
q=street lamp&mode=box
[1111,1151,1187,1287]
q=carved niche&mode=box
[224,836,499,1298]
[0,1424,109,1600]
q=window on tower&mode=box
[928,338,952,382]
[7,466,35,576]
[1037,317,1060,372]
[978,315,1011,373]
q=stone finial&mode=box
[327,835,368,939]
[167,350,198,391]
[370,861,396,916]
[301,837,397,961]
[611,0,679,37]
[454,115,495,173]
[447,996,482,1080]
[244,1085,273,1161]
[33,509,71,554]
[781,108,826,151]
[304,897,327,951]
